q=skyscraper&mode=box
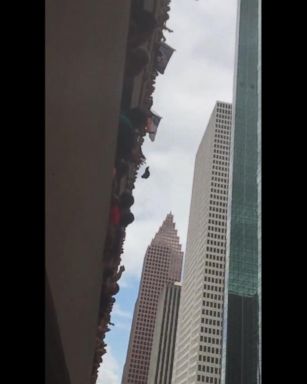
[172,102,232,384]
[148,282,181,384]
[221,0,261,383]
[122,213,183,384]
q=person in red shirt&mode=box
[110,203,121,226]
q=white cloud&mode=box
[112,303,132,319]
[117,278,130,289]
[119,0,237,281]
[97,347,121,384]
[113,321,131,331]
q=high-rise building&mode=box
[172,102,232,384]
[122,213,183,384]
[148,282,181,384]
[221,0,261,383]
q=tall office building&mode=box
[122,213,183,384]
[172,102,232,384]
[148,282,181,384]
[221,0,261,383]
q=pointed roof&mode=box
[163,211,174,224]
[152,212,182,250]
[159,212,175,231]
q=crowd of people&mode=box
[91,1,172,383]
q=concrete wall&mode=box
[45,2,131,384]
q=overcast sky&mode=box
[98,1,237,383]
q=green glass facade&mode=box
[228,0,259,298]
[222,0,261,383]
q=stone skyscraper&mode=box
[221,0,261,383]
[122,213,183,384]
[148,282,181,384]
[172,102,232,384]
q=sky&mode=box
[98,1,237,383]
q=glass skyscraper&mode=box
[221,0,261,383]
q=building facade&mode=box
[148,282,181,384]
[172,102,232,384]
[221,0,261,383]
[122,213,183,384]
[45,2,132,384]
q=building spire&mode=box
[161,212,175,229]
[151,212,182,250]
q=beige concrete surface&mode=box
[45,2,131,384]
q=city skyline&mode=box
[98,1,237,382]
[45,0,262,384]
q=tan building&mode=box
[148,282,181,384]
[172,102,232,384]
[122,213,183,384]
[45,2,132,384]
